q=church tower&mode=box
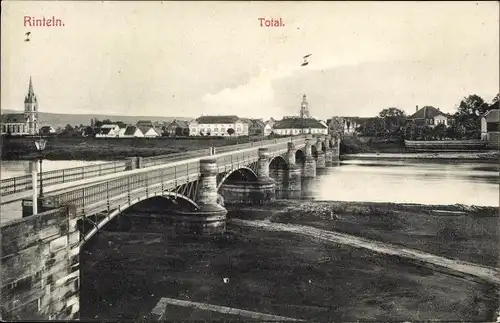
[300,94,310,119]
[24,76,39,135]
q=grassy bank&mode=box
[227,200,499,268]
[80,226,498,321]
[340,136,407,154]
[1,136,252,160]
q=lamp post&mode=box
[35,137,47,198]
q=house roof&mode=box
[484,109,499,123]
[1,114,26,123]
[100,128,112,135]
[101,124,118,129]
[124,126,141,135]
[168,120,189,128]
[139,126,160,135]
[409,106,449,119]
[274,117,327,129]
[196,115,240,124]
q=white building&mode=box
[272,117,328,136]
[136,120,161,138]
[189,115,249,136]
[119,125,144,138]
[96,124,121,138]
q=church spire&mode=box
[25,76,36,103]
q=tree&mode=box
[175,127,183,136]
[433,124,446,140]
[65,124,74,131]
[455,94,486,139]
[227,128,235,136]
[378,107,406,118]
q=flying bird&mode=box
[301,54,311,66]
[24,32,31,42]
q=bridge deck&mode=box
[0,138,305,225]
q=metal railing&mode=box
[1,135,306,197]
[0,160,127,197]
[50,159,202,214]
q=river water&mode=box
[289,159,499,207]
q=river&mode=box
[291,159,499,207]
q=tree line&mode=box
[355,94,499,140]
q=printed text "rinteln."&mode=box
[24,16,65,27]
[258,18,285,27]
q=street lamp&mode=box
[35,137,47,198]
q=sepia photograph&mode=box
[1,1,499,321]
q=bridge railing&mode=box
[1,135,306,197]
[50,159,202,214]
[0,160,127,197]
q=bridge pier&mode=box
[324,135,333,164]
[303,135,316,178]
[219,148,276,205]
[332,135,340,161]
[172,158,227,235]
[315,136,326,169]
[286,142,302,191]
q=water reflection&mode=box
[285,159,499,207]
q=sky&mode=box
[1,1,499,120]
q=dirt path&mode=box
[231,219,500,286]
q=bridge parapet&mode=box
[1,206,80,320]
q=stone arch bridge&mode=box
[0,134,340,321]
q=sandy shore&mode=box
[343,151,499,160]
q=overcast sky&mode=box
[1,1,498,120]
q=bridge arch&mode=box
[269,155,289,170]
[295,149,306,164]
[216,167,259,190]
[80,191,199,246]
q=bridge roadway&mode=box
[0,137,298,206]
[0,136,305,224]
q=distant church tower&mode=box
[24,76,39,135]
[300,94,310,119]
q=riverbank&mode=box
[342,150,499,161]
[340,136,497,160]
[80,224,498,322]
[1,137,252,160]
[226,200,499,268]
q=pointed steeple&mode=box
[25,76,37,103]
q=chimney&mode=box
[416,105,419,112]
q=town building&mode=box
[300,94,310,119]
[95,124,120,138]
[408,105,452,128]
[264,117,276,136]
[188,115,249,136]
[164,119,189,136]
[241,118,265,137]
[118,126,144,138]
[136,120,161,138]
[327,117,367,135]
[1,77,39,135]
[39,125,56,135]
[271,94,327,136]
[481,109,499,148]
[272,117,328,136]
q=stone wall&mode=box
[1,206,80,320]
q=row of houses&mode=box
[88,115,329,138]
